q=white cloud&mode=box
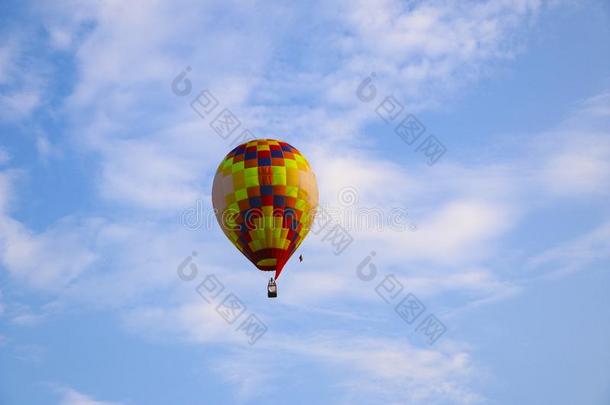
[0,36,47,121]
[540,142,610,195]
[312,152,422,206]
[527,219,610,278]
[0,215,100,291]
[9,303,46,326]
[56,221,225,308]
[316,0,548,108]
[0,155,91,295]
[373,198,513,264]
[122,301,251,346]
[59,0,277,112]
[0,91,41,119]
[309,146,518,267]
[533,93,610,196]
[32,0,99,51]
[0,39,17,84]
[0,171,13,213]
[215,333,482,404]
[577,91,610,118]
[36,133,62,164]
[0,148,10,166]
[122,297,482,403]
[58,387,122,405]
[97,139,203,211]
[12,343,45,364]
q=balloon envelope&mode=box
[212,139,318,279]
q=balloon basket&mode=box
[267,278,277,298]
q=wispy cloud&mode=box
[121,295,482,403]
[57,387,123,405]
[0,288,4,317]
[214,333,482,404]
[527,219,610,278]
[0,39,18,84]
[0,215,100,291]
[0,36,47,121]
[0,148,9,166]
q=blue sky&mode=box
[1,0,609,404]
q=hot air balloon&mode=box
[211,139,319,297]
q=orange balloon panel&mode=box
[212,139,318,279]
